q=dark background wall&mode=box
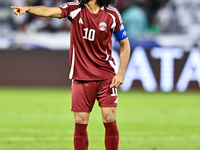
[0,50,199,91]
[0,50,71,86]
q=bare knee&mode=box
[74,112,90,124]
[101,107,116,123]
[103,114,115,123]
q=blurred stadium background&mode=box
[0,0,200,92]
[0,0,200,150]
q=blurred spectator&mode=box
[154,0,174,33]
[173,0,193,33]
[153,0,200,34]
[7,0,72,33]
[114,0,130,12]
[121,0,148,39]
[0,0,12,34]
[2,0,200,50]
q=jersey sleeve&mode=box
[59,2,80,20]
[109,7,128,41]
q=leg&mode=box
[101,107,119,150]
[73,112,90,150]
[71,80,97,150]
[101,107,116,123]
[74,112,90,124]
[96,79,119,150]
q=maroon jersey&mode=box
[59,2,123,81]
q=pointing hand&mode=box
[11,6,29,17]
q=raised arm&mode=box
[110,38,130,88]
[11,6,62,18]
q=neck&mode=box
[86,0,100,14]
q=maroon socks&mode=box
[104,120,119,150]
[73,123,88,150]
[73,121,119,150]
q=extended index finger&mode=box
[110,77,116,88]
[11,6,18,9]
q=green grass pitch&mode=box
[0,87,200,150]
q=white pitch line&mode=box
[0,137,60,141]
[0,128,181,136]
[0,128,73,134]
[0,128,200,141]
[0,136,199,142]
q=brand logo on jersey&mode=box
[99,22,107,31]
[60,3,68,8]
[120,24,125,31]
[79,18,84,24]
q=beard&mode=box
[80,0,91,7]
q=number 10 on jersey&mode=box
[83,28,95,41]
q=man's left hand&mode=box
[110,73,124,88]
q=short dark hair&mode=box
[79,0,115,7]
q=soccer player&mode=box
[11,0,130,149]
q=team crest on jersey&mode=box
[99,22,107,31]
[60,3,68,8]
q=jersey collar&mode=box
[100,6,104,10]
